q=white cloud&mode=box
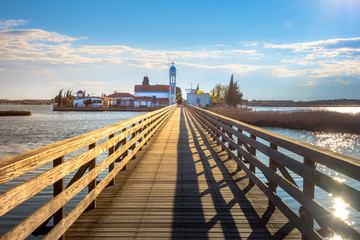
[0,19,28,30]
[300,80,319,86]
[264,36,360,52]
[335,79,350,85]
[82,81,110,86]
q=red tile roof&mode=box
[157,98,169,101]
[107,92,134,98]
[134,85,169,92]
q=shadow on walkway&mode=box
[171,107,295,239]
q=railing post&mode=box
[300,157,315,240]
[108,134,115,186]
[143,117,149,145]
[130,123,136,159]
[87,142,96,211]
[221,120,226,151]
[268,143,278,209]
[138,120,144,151]
[237,129,243,171]
[53,156,65,240]
[227,123,235,160]
[120,127,128,170]
[249,134,256,186]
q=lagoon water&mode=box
[0,105,359,239]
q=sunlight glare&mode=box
[329,234,343,240]
[333,197,349,222]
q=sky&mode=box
[0,0,360,100]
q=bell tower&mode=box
[169,62,176,105]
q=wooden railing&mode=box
[0,104,176,240]
[187,105,360,240]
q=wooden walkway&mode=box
[66,107,300,239]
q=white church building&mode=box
[133,62,177,108]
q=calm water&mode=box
[0,105,359,239]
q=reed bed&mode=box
[210,106,360,134]
[0,110,32,116]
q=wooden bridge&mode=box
[0,105,359,239]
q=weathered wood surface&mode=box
[65,107,301,239]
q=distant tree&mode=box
[55,89,63,106]
[142,76,150,85]
[176,87,182,104]
[82,90,86,98]
[211,84,226,104]
[225,74,243,107]
[65,89,73,101]
[196,83,199,91]
[152,96,157,105]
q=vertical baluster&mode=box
[143,117,148,145]
[268,143,278,209]
[221,120,226,151]
[138,120,144,151]
[108,134,115,186]
[249,134,256,186]
[227,123,235,160]
[237,129,243,171]
[87,142,96,211]
[130,123,136,159]
[300,157,315,240]
[53,156,64,240]
[121,127,128,170]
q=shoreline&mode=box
[52,107,161,112]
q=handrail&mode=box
[187,105,360,240]
[0,104,176,240]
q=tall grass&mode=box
[210,106,360,134]
[0,110,31,116]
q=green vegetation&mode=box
[210,74,243,106]
[0,110,31,116]
[176,86,182,104]
[224,74,243,107]
[210,106,360,134]
[54,89,75,107]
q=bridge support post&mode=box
[268,143,278,209]
[249,134,256,186]
[237,129,243,171]
[109,134,115,186]
[131,123,136,159]
[53,156,65,240]
[87,142,97,211]
[300,157,315,240]
[120,127,128,170]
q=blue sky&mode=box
[0,0,359,100]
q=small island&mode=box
[0,110,31,116]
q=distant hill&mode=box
[248,99,360,107]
